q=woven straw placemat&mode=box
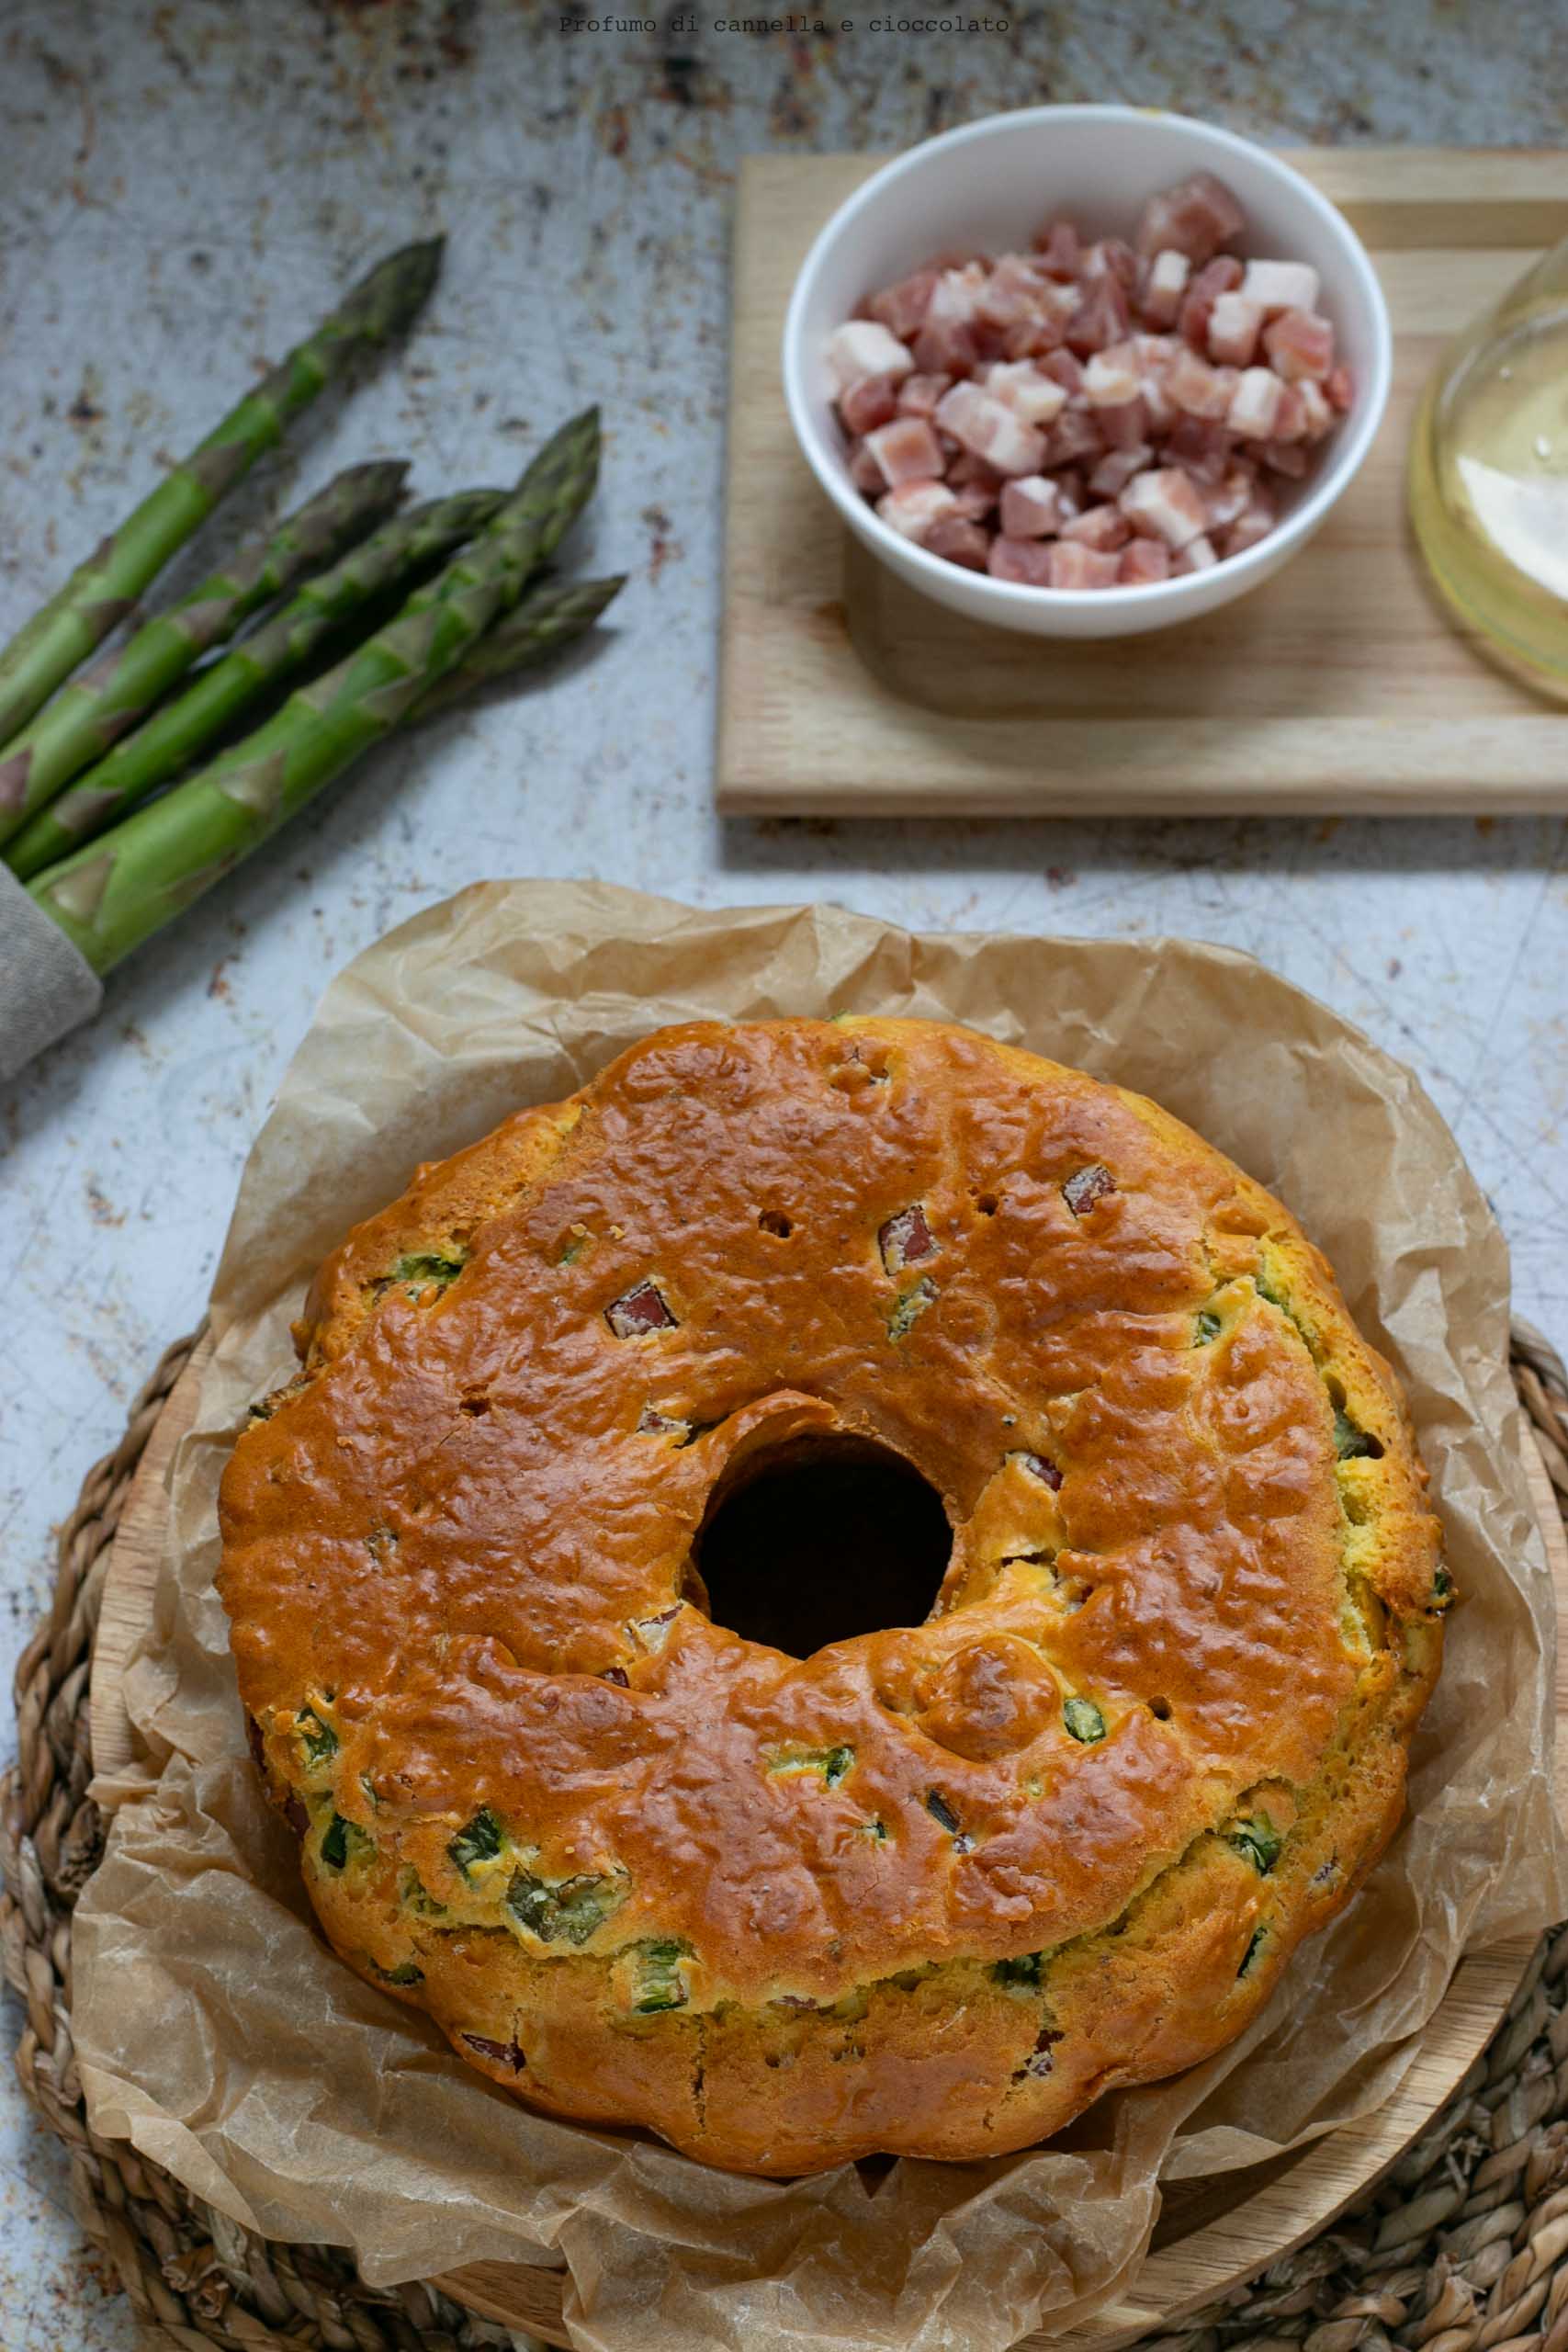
[4,1323,1566,2352]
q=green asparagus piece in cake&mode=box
[28,412,603,975]
[0,461,408,850]
[414,572,626,718]
[0,236,443,752]
[6,487,506,879]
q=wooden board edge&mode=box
[714,578,1568,814]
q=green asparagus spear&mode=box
[0,237,443,752]
[28,412,601,975]
[414,573,626,718]
[0,460,408,850]
[6,487,505,880]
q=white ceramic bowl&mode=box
[782,106,1392,640]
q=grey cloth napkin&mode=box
[0,865,103,1079]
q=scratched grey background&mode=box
[2,2,1567,2341]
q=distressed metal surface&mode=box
[1,3,1566,2338]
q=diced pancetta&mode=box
[1041,347,1087,397]
[999,475,1070,537]
[1119,537,1172,583]
[1174,533,1218,573]
[1032,218,1082,279]
[1207,291,1263,368]
[1048,540,1122,589]
[976,254,1054,328]
[1226,365,1283,440]
[928,263,989,325]
[1139,249,1190,326]
[1082,237,1139,288]
[1119,466,1210,548]
[865,270,939,341]
[863,416,945,486]
[1219,481,1278,555]
[1065,275,1131,356]
[1084,342,1141,406]
[1001,315,1066,360]
[1258,438,1310,477]
[984,361,1069,426]
[947,450,1006,493]
[1296,379,1334,439]
[935,382,1046,475]
[875,480,958,542]
[1097,397,1148,450]
[1134,171,1246,264]
[837,166,1348,587]
[1167,347,1237,421]
[987,535,1057,584]
[1089,444,1154,497]
[897,371,953,418]
[1061,503,1131,551]
[1041,408,1105,468]
[1263,307,1335,382]
[924,512,992,569]
[1241,258,1322,316]
[826,320,914,393]
[848,439,887,494]
[912,317,980,377]
[839,373,899,435]
[1178,254,1244,350]
[951,481,999,520]
[1205,463,1258,531]
[1165,415,1234,484]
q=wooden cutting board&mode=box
[718,148,1568,817]
[89,1333,1568,2352]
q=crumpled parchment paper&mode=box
[73,881,1566,2352]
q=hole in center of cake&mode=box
[694,1434,953,1658]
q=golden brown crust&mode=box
[217,1018,1446,2175]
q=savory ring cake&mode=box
[218,1016,1448,2176]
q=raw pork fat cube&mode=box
[1241,258,1322,315]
